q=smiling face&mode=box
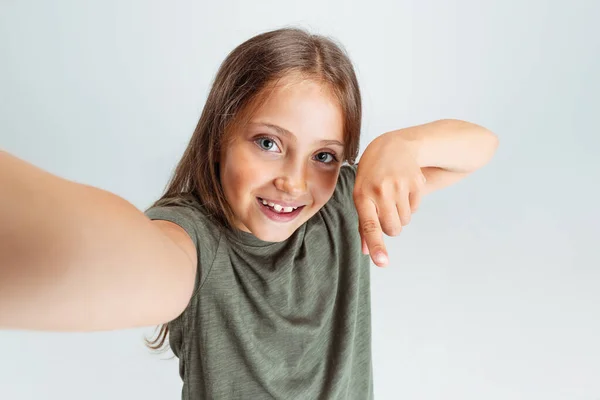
[219,76,345,242]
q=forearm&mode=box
[387,119,499,173]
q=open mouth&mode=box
[256,197,305,222]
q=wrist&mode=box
[387,129,425,167]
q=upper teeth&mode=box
[261,199,298,213]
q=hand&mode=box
[353,132,426,267]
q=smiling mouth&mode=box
[256,197,305,221]
[257,197,304,213]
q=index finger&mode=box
[355,195,389,267]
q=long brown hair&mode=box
[145,27,362,352]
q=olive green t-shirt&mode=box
[144,164,373,400]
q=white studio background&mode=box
[1,1,599,399]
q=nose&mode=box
[274,161,308,196]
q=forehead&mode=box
[248,77,344,143]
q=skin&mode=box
[354,120,498,266]
[219,75,500,266]
[219,76,345,243]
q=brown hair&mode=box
[144,26,362,352]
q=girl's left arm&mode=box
[390,118,499,195]
[354,119,499,267]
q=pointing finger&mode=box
[355,195,388,267]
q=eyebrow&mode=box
[253,122,345,148]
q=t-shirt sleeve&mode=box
[332,163,358,206]
[143,195,221,299]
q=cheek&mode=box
[221,151,246,201]
[222,150,269,200]
[310,169,339,205]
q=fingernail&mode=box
[375,252,388,266]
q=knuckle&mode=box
[371,184,384,196]
[361,219,380,234]
[410,197,421,212]
[384,225,402,236]
[371,244,386,254]
[352,188,364,201]
[381,217,402,236]
[392,180,405,194]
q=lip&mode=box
[256,197,305,222]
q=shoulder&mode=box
[331,163,358,206]
[145,193,220,235]
[319,163,359,222]
[144,193,222,290]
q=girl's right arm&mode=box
[0,150,197,332]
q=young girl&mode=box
[0,28,498,399]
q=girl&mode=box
[0,28,498,399]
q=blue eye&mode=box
[255,137,280,152]
[315,152,337,164]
